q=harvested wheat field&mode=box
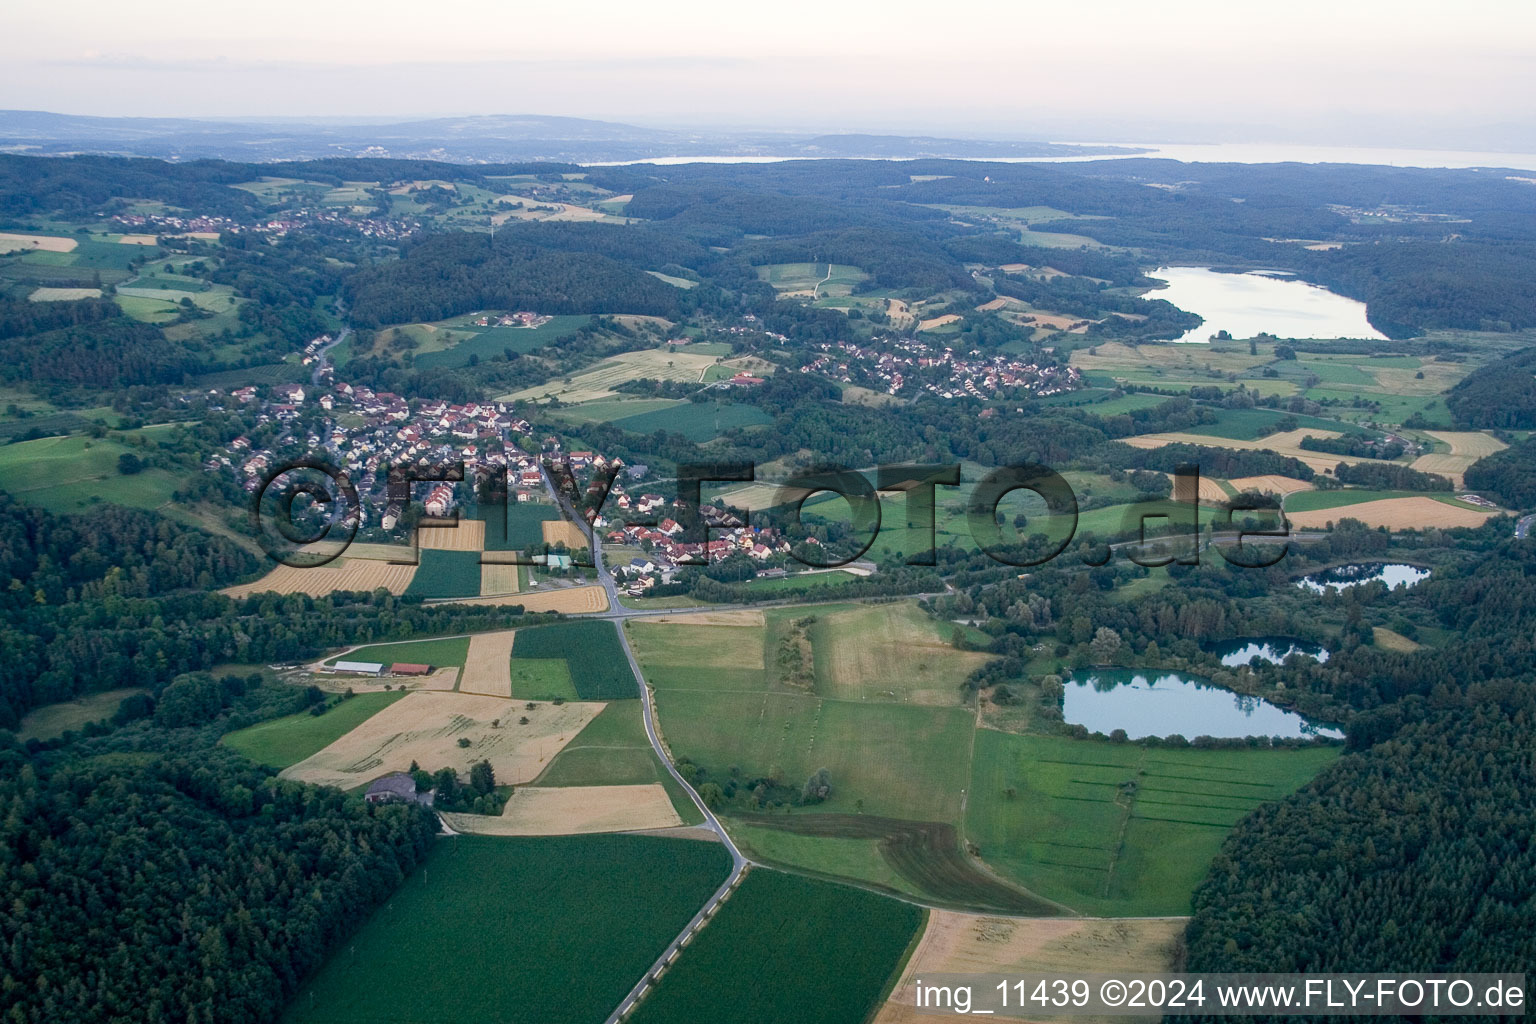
[1168,473,1229,502]
[441,783,683,836]
[418,518,486,551]
[917,314,962,331]
[886,298,915,327]
[645,609,766,627]
[116,234,160,245]
[1424,430,1506,458]
[1121,429,1372,474]
[460,631,517,697]
[480,562,522,596]
[280,691,603,790]
[0,232,76,254]
[222,559,416,599]
[876,914,1184,1024]
[974,297,1009,312]
[1409,431,1505,488]
[1229,474,1313,496]
[542,519,589,550]
[1287,496,1494,531]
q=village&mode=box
[797,334,1082,400]
[204,354,797,596]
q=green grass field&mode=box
[628,869,922,1024]
[474,501,562,550]
[755,262,868,295]
[17,688,146,742]
[0,435,182,513]
[530,700,707,824]
[284,834,732,1024]
[508,657,578,700]
[549,397,684,424]
[966,731,1339,915]
[403,550,483,599]
[412,314,592,369]
[221,691,408,769]
[610,400,773,442]
[1177,407,1363,442]
[631,608,977,822]
[324,636,470,671]
[513,620,635,699]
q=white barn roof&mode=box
[333,660,384,674]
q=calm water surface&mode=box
[1147,266,1386,344]
[1213,637,1331,667]
[1064,669,1342,740]
[1296,563,1429,593]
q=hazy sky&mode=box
[6,0,1535,147]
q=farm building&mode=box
[364,772,433,806]
[390,662,432,676]
[332,660,384,676]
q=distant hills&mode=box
[0,110,1145,164]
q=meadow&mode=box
[474,501,563,550]
[283,835,732,1024]
[966,731,1339,916]
[0,435,182,513]
[17,688,146,742]
[609,399,773,442]
[411,314,592,369]
[221,691,408,769]
[403,550,483,598]
[628,869,923,1024]
[630,606,978,822]
[513,620,636,699]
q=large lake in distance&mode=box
[1147,267,1387,344]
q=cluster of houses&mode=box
[468,311,551,329]
[798,336,1082,400]
[603,508,793,596]
[207,372,675,543]
[112,207,418,241]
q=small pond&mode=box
[1063,668,1342,740]
[1295,562,1429,593]
[1212,636,1330,667]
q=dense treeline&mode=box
[1462,436,1536,508]
[1178,685,1535,987]
[0,493,257,604]
[1116,442,1316,481]
[1299,241,1536,336]
[0,296,121,340]
[0,744,438,1024]
[0,319,196,388]
[344,230,682,327]
[1445,346,1536,428]
[0,491,553,728]
[1331,461,1452,491]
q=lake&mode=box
[1146,266,1387,344]
[1296,562,1429,593]
[1213,636,1330,667]
[1064,668,1342,740]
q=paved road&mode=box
[530,465,753,1023]
[310,327,350,385]
[1517,514,1535,539]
